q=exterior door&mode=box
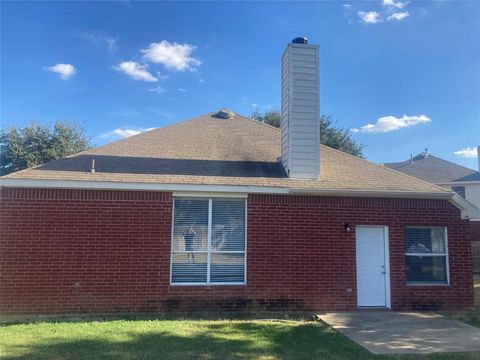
[356,226,388,307]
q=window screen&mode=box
[405,227,448,285]
[171,197,246,285]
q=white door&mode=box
[356,226,388,307]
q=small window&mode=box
[405,227,448,285]
[171,197,246,285]
[451,186,466,199]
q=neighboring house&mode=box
[1,38,478,315]
[384,149,480,211]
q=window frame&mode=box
[169,195,247,286]
[405,226,450,286]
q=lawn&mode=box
[1,275,479,360]
[2,317,480,360]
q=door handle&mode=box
[381,271,386,274]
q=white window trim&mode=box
[170,197,247,286]
[405,226,450,286]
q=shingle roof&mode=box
[2,112,450,195]
[384,152,479,184]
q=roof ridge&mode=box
[1,112,216,178]
[77,113,213,156]
[321,145,451,194]
[233,112,282,131]
[386,152,477,174]
[426,154,477,173]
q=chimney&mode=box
[281,36,320,180]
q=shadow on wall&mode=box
[33,154,287,178]
[0,321,373,360]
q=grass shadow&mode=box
[3,320,480,360]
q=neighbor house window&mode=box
[451,186,466,199]
[171,197,246,285]
[405,227,448,285]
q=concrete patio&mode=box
[318,311,480,355]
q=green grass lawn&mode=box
[1,275,479,360]
[1,318,480,360]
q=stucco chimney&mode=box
[281,36,320,180]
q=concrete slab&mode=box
[318,312,480,355]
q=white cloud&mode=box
[454,147,478,158]
[353,114,431,133]
[141,40,201,71]
[342,4,353,10]
[45,63,76,80]
[79,31,117,53]
[100,127,156,139]
[148,86,165,94]
[177,88,187,92]
[358,11,381,24]
[382,0,406,9]
[114,61,158,82]
[387,12,409,21]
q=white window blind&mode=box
[405,227,448,285]
[171,197,246,285]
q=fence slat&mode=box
[473,241,480,274]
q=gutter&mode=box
[0,178,290,195]
[291,188,479,220]
[289,188,453,200]
[2,177,478,219]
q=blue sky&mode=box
[1,1,479,169]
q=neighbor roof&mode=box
[2,112,450,196]
[385,152,480,184]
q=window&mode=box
[451,186,466,199]
[405,227,448,285]
[171,197,246,285]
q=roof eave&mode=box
[448,193,480,220]
[1,177,452,199]
[289,188,452,200]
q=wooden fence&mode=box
[473,241,480,273]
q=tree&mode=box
[251,110,364,157]
[251,109,281,128]
[0,121,91,175]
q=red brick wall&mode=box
[0,188,474,314]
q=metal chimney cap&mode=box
[292,36,308,44]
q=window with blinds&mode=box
[405,227,449,285]
[171,197,246,285]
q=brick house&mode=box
[1,38,478,315]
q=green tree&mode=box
[251,110,364,157]
[251,109,281,128]
[0,121,91,175]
